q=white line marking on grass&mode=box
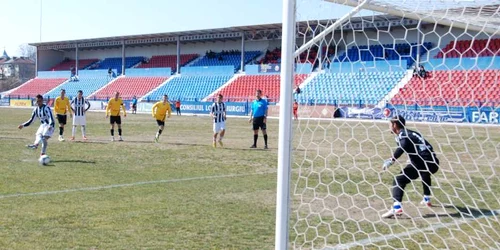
[326,209,500,250]
[0,171,276,199]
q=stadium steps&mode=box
[184,55,204,68]
[296,71,319,91]
[202,73,244,101]
[377,69,414,107]
[87,76,123,99]
[84,60,100,70]
[252,51,267,64]
[44,79,71,97]
[138,74,180,102]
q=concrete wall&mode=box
[38,50,65,71]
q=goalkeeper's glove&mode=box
[382,159,394,170]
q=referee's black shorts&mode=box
[252,116,267,130]
[110,115,122,125]
[56,114,67,125]
[156,120,165,126]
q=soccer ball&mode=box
[39,155,50,166]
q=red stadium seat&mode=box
[9,78,67,98]
[90,77,168,100]
[391,69,500,107]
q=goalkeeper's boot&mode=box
[382,203,403,218]
[154,136,159,143]
[420,196,432,207]
[58,135,65,142]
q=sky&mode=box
[0,0,359,57]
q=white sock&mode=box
[34,136,41,145]
[72,126,76,137]
[81,126,86,137]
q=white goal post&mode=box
[276,0,500,249]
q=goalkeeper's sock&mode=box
[156,129,162,138]
[118,129,122,136]
[393,202,402,210]
[59,127,63,136]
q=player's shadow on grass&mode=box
[421,205,498,219]
[52,160,96,164]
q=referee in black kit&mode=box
[248,89,269,149]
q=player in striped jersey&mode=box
[18,94,55,156]
[151,94,172,143]
[53,89,72,141]
[106,91,127,141]
[70,90,91,141]
[210,94,226,148]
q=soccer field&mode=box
[0,107,499,249]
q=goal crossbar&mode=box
[325,0,500,35]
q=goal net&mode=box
[281,0,500,249]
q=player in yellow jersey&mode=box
[53,89,73,141]
[106,91,127,141]
[152,94,172,143]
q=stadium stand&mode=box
[8,78,67,98]
[90,77,168,100]
[143,75,232,101]
[259,47,335,65]
[44,70,111,98]
[95,57,144,73]
[214,74,308,102]
[298,46,336,64]
[191,51,261,71]
[259,48,282,64]
[436,39,500,58]
[391,70,500,107]
[50,58,99,71]
[298,71,406,105]
[336,42,433,68]
[137,54,198,70]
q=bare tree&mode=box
[17,44,37,61]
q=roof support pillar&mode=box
[75,44,79,75]
[240,34,245,72]
[176,37,181,74]
[121,40,126,75]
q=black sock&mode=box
[118,129,122,136]
[111,129,114,136]
[158,129,163,135]
[264,134,268,146]
[59,127,63,136]
[253,134,258,146]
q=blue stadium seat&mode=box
[335,42,432,68]
[44,70,112,99]
[190,51,261,71]
[297,71,406,105]
[143,75,232,101]
[96,57,145,74]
